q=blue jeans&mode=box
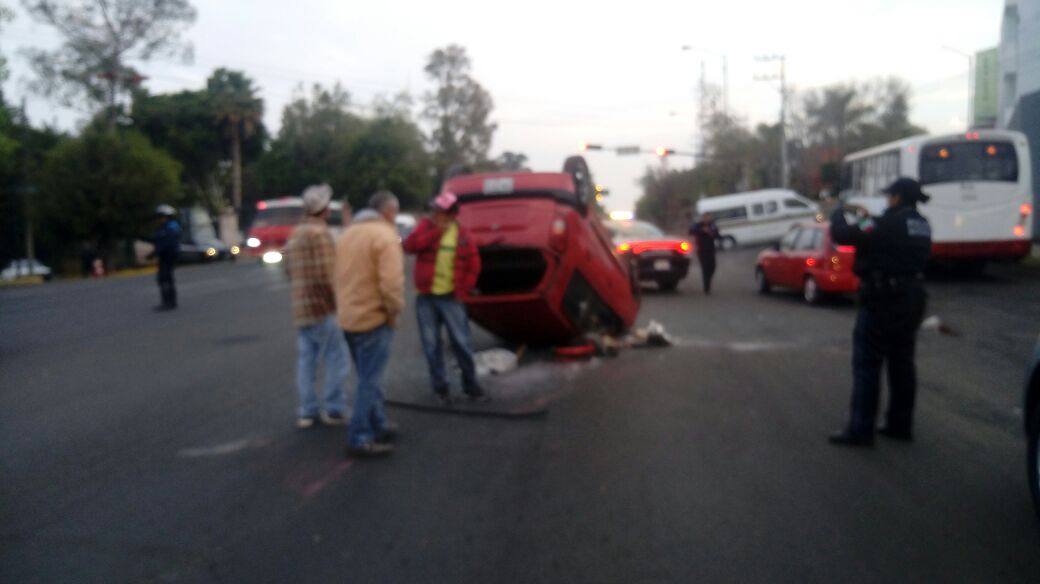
[296,315,350,417]
[344,325,393,447]
[415,294,478,393]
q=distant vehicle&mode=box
[245,198,345,263]
[695,189,820,250]
[607,219,691,291]
[444,156,640,344]
[840,130,1033,271]
[755,221,859,304]
[1,259,52,281]
[395,213,417,241]
[177,207,237,263]
[1025,333,1040,520]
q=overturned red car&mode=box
[446,157,641,344]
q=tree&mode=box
[206,68,263,215]
[21,0,197,119]
[34,128,180,266]
[421,45,496,183]
[492,151,529,171]
[0,3,13,93]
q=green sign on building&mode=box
[974,48,999,126]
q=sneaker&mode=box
[464,387,490,403]
[376,421,400,443]
[297,415,320,429]
[320,411,346,426]
[347,442,394,458]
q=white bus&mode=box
[840,130,1033,264]
[695,189,820,249]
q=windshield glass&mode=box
[609,220,665,240]
[252,206,303,228]
[919,141,1019,185]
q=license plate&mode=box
[654,259,671,271]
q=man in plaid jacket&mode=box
[286,184,351,428]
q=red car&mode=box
[607,220,692,291]
[446,157,640,344]
[244,197,345,263]
[755,222,859,304]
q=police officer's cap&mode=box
[882,178,930,204]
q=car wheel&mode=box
[1029,398,1040,521]
[803,276,821,304]
[755,268,771,294]
[657,278,679,292]
[719,236,736,251]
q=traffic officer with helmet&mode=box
[828,177,932,448]
[149,204,182,311]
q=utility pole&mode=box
[20,96,34,265]
[755,54,788,188]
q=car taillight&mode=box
[836,245,855,253]
[678,241,691,254]
[616,242,632,254]
[550,216,568,252]
[806,258,817,267]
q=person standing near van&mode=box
[149,204,182,310]
[403,192,487,405]
[688,213,720,294]
[828,178,931,448]
[286,184,350,429]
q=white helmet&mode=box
[156,204,176,216]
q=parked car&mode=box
[444,156,640,344]
[1025,333,1040,520]
[696,189,821,250]
[755,221,859,304]
[607,219,691,291]
[1,259,52,281]
[245,197,346,263]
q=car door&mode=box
[764,227,799,285]
[786,227,821,286]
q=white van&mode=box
[695,189,820,249]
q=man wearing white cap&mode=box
[285,184,350,429]
[403,192,486,404]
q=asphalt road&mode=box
[2,251,1039,583]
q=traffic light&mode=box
[655,146,676,157]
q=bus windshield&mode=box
[919,141,1018,185]
[252,206,303,227]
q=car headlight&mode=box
[262,251,283,264]
[230,245,241,255]
[247,237,261,248]
[206,247,218,257]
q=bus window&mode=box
[919,141,1019,185]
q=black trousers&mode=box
[847,284,926,436]
[157,257,177,307]
[698,253,716,293]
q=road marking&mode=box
[177,437,271,458]
[296,461,354,499]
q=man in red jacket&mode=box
[403,192,487,404]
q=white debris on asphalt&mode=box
[474,348,520,376]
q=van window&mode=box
[765,201,778,214]
[752,203,765,216]
[711,206,748,223]
[783,199,810,210]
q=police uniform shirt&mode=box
[830,206,932,277]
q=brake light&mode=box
[549,216,568,252]
[257,201,268,210]
[616,243,632,254]
[806,258,817,267]
[679,241,691,254]
[836,245,855,253]
[1014,225,1026,237]
[1022,203,1033,216]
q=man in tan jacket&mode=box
[334,190,404,457]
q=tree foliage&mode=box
[422,45,496,183]
[21,0,196,115]
[34,128,180,260]
[206,68,263,211]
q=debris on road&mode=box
[921,315,962,337]
[474,348,521,376]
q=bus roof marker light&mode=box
[1014,225,1026,238]
[1021,203,1033,216]
[986,145,998,156]
[939,148,950,159]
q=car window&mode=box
[783,199,810,210]
[794,228,818,251]
[779,228,800,251]
[611,220,664,240]
[765,201,778,214]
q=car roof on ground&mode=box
[444,172,575,196]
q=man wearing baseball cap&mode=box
[285,184,350,429]
[403,192,487,404]
[828,177,932,448]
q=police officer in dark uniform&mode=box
[828,178,932,447]
[688,213,721,294]
[149,204,182,311]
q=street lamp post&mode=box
[755,54,788,188]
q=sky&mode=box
[1,0,1006,213]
